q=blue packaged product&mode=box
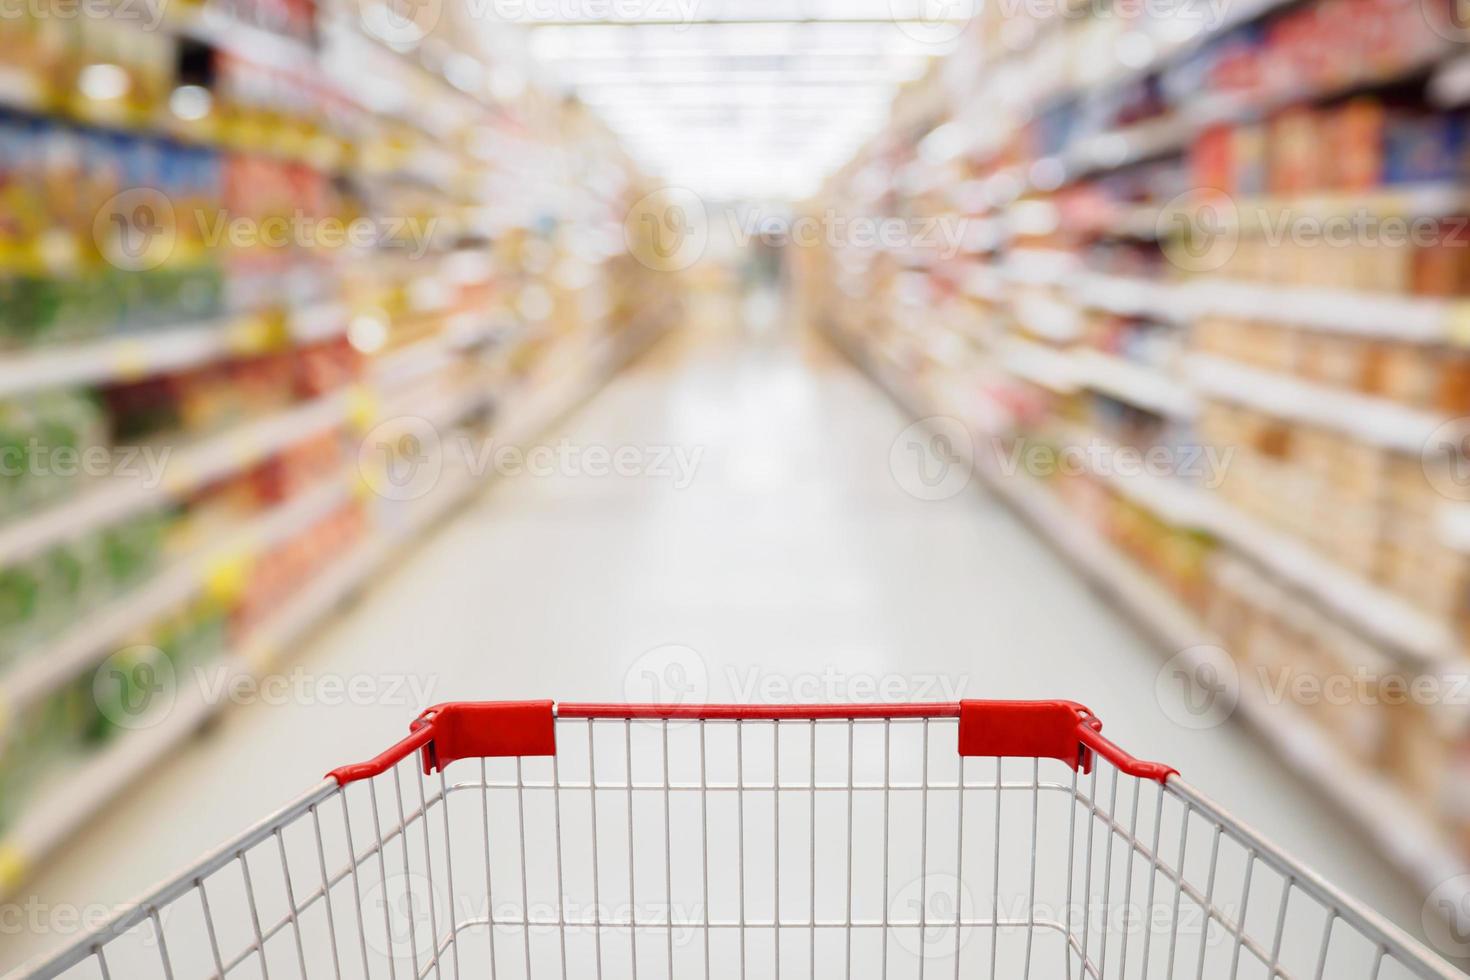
[1383,113,1470,185]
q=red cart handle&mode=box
[326,699,1176,785]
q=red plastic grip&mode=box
[957,700,1176,781]
[412,701,556,775]
[327,701,556,785]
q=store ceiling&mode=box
[520,0,954,201]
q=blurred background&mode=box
[7,0,1470,972]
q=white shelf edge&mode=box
[1185,279,1452,342]
[1071,273,1188,323]
[0,302,347,401]
[1074,349,1197,419]
[1185,353,1446,454]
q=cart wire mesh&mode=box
[12,701,1464,980]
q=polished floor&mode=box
[1,304,1431,974]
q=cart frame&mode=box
[10,700,1464,980]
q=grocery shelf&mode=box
[960,263,1009,303]
[1185,279,1463,343]
[1073,349,1197,419]
[172,6,319,72]
[0,476,447,898]
[1022,43,1463,198]
[1071,273,1188,323]
[837,331,1470,925]
[1053,425,1219,531]
[0,322,667,893]
[1011,292,1084,342]
[1017,0,1295,117]
[1437,502,1470,552]
[0,474,355,715]
[1048,411,1457,664]
[1049,113,1197,187]
[1185,353,1446,453]
[1205,498,1460,667]
[1002,248,1079,287]
[0,303,347,400]
[1163,183,1470,235]
[1000,339,1079,394]
[371,315,496,391]
[0,388,355,569]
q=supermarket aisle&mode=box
[1,310,1429,971]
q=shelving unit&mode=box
[806,0,1470,916]
[838,342,1470,936]
[0,388,354,568]
[0,0,683,883]
[0,318,667,896]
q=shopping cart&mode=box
[13,700,1465,980]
